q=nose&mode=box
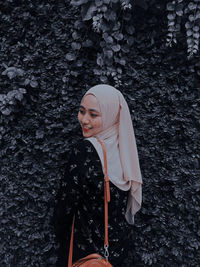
[81,113,90,125]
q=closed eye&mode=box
[79,107,99,118]
[79,109,85,114]
[90,113,98,117]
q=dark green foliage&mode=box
[0,0,199,266]
[166,0,200,58]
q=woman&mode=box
[53,84,142,266]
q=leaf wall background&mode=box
[0,0,199,266]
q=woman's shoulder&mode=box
[71,138,95,153]
[63,139,100,176]
[68,139,97,163]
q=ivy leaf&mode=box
[74,20,83,30]
[111,44,121,52]
[97,55,103,67]
[70,0,88,6]
[167,2,175,11]
[126,25,135,35]
[104,10,116,21]
[185,22,192,29]
[95,0,102,7]
[186,29,193,37]
[24,79,30,86]
[36,130,44,139]
[176,3,183,13]
[70,71,78,77]
[71,42,81,50]
[100,75,108,83]
[76,59,83,67]
[117,68,122,74]
[16,68,25,76]
[15,92,23,101]
[2,108,11,115]
[72,31,80,40]
[2,67,17,79]
[167,32,173,37]
[0,94,6,102]
[196,11,200,19]
[176,10,183,16]
[103,33,113,44]
[62,77,68,83]
[7,70,16,79]
[93,68,102,75]
[193,32,200,39]
[81,2,96,21]
[100,40,106,48]
[7,90,16,99]
[105,50,113,59]
[127,36,134,46]
[66,53,76,61]
[119,59,126,66]
[169,26,175,32]
[30,80,38,88]
[193,26,199,32]
[189,15,194,22]
[167,13,176,20]
[168,21,175,26]
[113,22,121,31]
[121,44,130,53]
[2,66,16,75]
[19,88,26,94]
[188,2,197,10]
[101,5,107,12]
[112,32,123,41]
[187,38,193,45]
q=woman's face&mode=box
[78,94,103,138]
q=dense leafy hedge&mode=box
[0,0,199,266]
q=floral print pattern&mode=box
[53,140,134,266]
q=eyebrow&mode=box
[79,105,100,113]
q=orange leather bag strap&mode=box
[68,138,110,267]
[68,216,75,267]
[97,138,110,250]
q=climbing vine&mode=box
[70,0,135,86]
[166,0,200,58]
[70,0,200,76]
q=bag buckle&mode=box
[104,245,109,259]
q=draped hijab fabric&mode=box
[82,84,142,224]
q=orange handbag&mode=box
[68,138,113,267]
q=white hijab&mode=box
[82,84,142,224]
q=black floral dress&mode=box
[53,139,134,267]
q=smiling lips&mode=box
[82,126,92,132]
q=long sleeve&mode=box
[53,167,78,242]
[52,148,82,265]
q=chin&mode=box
[82,132,92,138]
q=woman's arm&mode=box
[52,146,82,249]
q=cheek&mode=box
[78,112,81,122]
[95,118,103,129]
